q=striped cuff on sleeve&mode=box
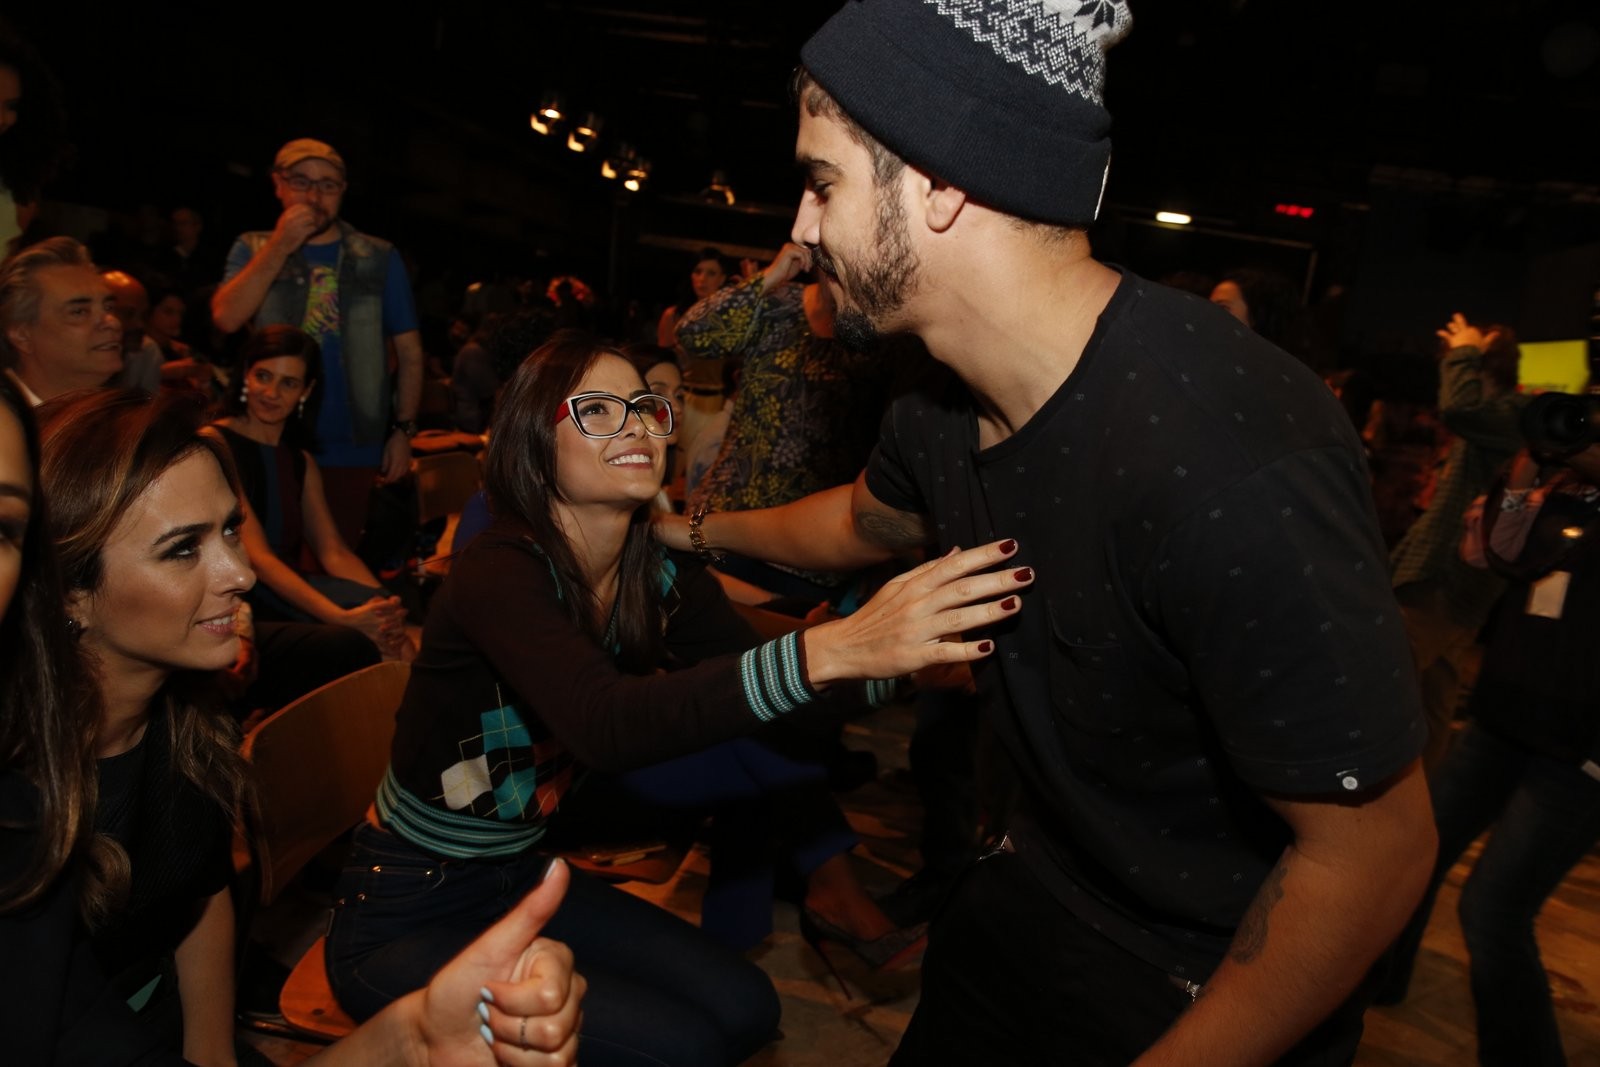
[739,631,819,722]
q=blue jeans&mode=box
[326,825,779,1067]
[1384,724,1600,1066]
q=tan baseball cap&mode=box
[274,138,346,176]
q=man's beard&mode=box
[813,183,919,350]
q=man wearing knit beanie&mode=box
[665,3,1435,1063]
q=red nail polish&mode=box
[978,640,994,654]
[1001,597,1017,611]
[999,539,1018,554]
[1014,568,1033,583]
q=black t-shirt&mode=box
[865,271,1424,979]
[92,708,233,986]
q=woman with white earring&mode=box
[214,325,409,659]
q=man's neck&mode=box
[15,359,105,403]
[917,240,1120,447]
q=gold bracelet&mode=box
[688,504,726,563]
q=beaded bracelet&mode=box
[688,504,726,563]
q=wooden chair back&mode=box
[413,450,482,526]
[241,661,411,906]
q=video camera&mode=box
[1521,391,1600,456]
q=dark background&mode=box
[9,0,1600,358]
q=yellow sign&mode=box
[1518,340,1590,396]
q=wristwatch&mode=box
[389,418,419,437]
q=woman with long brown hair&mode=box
[2,379,584,1065]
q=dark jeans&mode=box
[327,825,779,1067]
[1382,723,1600,1066]
[891,850,1367,1067]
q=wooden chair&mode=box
[412,450,482,527]
[240,660,411,1042]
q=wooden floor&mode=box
[244,705,1600,1066]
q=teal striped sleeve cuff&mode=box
[739,631,819,722]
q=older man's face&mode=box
[7,264,124,389]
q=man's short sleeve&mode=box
[1150,444,1426,796]
[222,237,252,284]
[381,247,419,337]
[862,400,928,516]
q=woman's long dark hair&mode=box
[484,330,665,673]
[0,374,105,919]
[36,390,249,916]
[229,324,324,453]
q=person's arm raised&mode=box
[212,205,320,333]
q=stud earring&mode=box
[297,396,307,417]
[239,383,248,404]
[65,617,84,638]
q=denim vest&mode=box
[240,220,392,447]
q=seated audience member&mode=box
[1,237,124,404]
[145,284,192,363]
[0,375,583,1065]
[655,247,731,349]
[1379,430,1600,1065]
[325,331,1019,1066]
[215,325,409,660]
[104,269,166,394]
[15,388,585,1062]
[158,207,220,299]
[449,313,501,435]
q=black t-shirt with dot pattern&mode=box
[865,271,1425,979]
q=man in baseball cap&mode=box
[213,138,424,543]
[665,3,1435,1063]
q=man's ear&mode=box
[921,175,968,234]
[6,321,32,359]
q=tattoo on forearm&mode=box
[858,509,932,551]
[1229,863,1288,964]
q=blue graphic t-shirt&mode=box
[223,234,419,469]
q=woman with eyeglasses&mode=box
[325,330,1026,1066]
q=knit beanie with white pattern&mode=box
[801,0,1134,227]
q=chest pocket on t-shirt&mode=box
[1046,601,1131,737]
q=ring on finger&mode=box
[520,1016,529,1049]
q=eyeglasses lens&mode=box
[574,395,673,438]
